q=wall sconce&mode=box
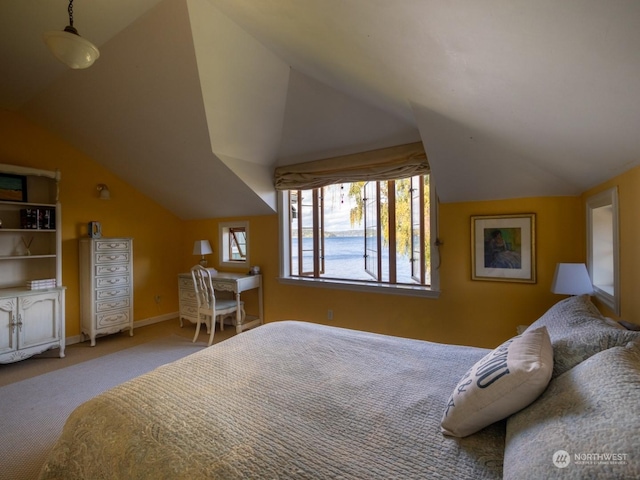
[97,184,110,200]
[551,263,594,296]
[193,240,213,267]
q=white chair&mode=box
[191,265,245,346]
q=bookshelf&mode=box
[0,163,65,363]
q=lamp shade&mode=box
[193,240,213,256]
[551,263,594,295]
[43,29,100,69]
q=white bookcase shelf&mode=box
[0,163,65,363]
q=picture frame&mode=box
[471,213,536,283]
[0,173,28,202]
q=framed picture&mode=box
[0,173,28,202]
[471,213,536,283]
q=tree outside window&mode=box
[288,175,431,286]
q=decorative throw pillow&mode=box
[504,341,640,480]
[441,326,553,438]
[525,295,640,377]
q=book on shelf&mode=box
[20,208,55,230]
[26,278,57,289]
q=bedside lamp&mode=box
[551,263,594,295]
[193,240,213,267]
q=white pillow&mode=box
[441,326,553,437]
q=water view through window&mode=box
[290,179,430,285]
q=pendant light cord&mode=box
[63,0,79,35]
[68,0,74,28]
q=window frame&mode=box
[219,221,250,270]
[586,187,620,315]
[363,181,381,280]
[410,175,425,284]
[277,178,440,298]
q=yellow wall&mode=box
[0,111,184,337]
[181,196,583,349]
[9,109,635,350]
[582,164,640,321]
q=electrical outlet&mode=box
[327,309,333,320]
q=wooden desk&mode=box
[178,271,263,333]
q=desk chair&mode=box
[191,265,244,346]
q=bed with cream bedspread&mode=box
[39,321,504,479]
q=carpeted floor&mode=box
[0,319,235,480]
[0,317,224,388]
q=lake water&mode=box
[292,236,419,284]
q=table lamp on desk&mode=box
[193,240,213,267]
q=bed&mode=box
[39,295,639,479]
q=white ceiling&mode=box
[2,0,640,219]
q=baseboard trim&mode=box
[65,311,179,346]
[134,312,179,328]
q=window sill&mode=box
[219,261,249,270]
[277,276,440,299]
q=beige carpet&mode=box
[0,321,234,480]
[0,318,217,388]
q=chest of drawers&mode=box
[79,238,134,346]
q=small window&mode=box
[219,221,250,269]
[586,187,619,314]
[228,227,247,260]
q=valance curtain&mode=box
[274,142,429,191]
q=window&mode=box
[280,175,438,296]
[275,142,438,296]
[219,221,250,269]
[228,227,247,260]
[586,187,619,314]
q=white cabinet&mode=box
[0,286,65,363]
[0,163,65,363]
[79,238,134,346]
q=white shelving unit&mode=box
[0,163,65,363]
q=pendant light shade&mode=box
[43,1,99,69]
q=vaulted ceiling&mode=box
[2,0,640,219]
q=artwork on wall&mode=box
[471,213,536,283]
[0,173,28,202]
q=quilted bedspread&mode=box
[38,321,505,479]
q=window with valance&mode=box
[275,142,439,296]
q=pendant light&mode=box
[43,0,99,69]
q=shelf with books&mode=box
[0,163,62,288]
